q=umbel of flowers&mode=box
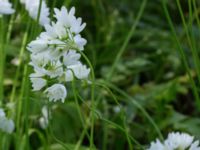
[147,132,200,150]
[28,6,90,103]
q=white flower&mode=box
[147,132,200,150]
[30,56,63,78]
[2,119,14,134]
[0,108,5,117]
[27,39,49,54]
[147,139,166,150]
[68,64,90,79]
[0,0,15,15]
[70,17,86,34]
[39,106,49,129]
[64,70,74,82]
[190,141,200,150]
[54,6,86,34]
[63,50,81,66]
[30,77,47,91]
[73,34,87,50]
[45,60,63,78]
[165,132,194,149]
[28,6,89,101]
[30,52,51,69]
[39,117,48,129]
[45,22,67,39]
[0,108,14,134]
[20,0,50,26]
[54,7,75,28]
[44,84,67,103]
[113,106,121,113]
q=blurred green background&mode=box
[3,0,200,149]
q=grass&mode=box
[0,0,200,149]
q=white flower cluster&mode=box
[0,0,15,15]
[0,108,14,134]
[20,0,50,26]
[28,6,90,103]
[148,132,200,150]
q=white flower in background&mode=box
[2,119,15,134]
[39,106,49,129]
[0,108,5,117]
[20,0,50,26]
[0,108,14,134]
[147,132,200,150]
[28,6,90,102]
[113,106,121,113]
[44,84,67,103]
[0,0,15,15]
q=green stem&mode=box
[10,29,29,102]
[24,66,31,149]
[101,80,163,140]
[74,117,91,150]
[192,0,200,29]
[0,17,5,104]
[161,0,200,110]
[36,0,43,24]
[72,79,90,150]
[78,50,96,149]
[106,0,147,79]
[102,100,108,150]
[47,103,71,150]
[100,118,144,149]
[122,116,133,150]
[176,0,200,84]
[15,64,29,149]
[77,91,142,149]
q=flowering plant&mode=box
[28,6,90,102]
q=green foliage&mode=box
[0,0,200,149]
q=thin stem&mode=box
[192,0,200,29]
[24,66,31,149]
[122,116,133,150]
[0,17,5,104]
[106,0,147,79]
[100,80,164,140]
[47,103,71,150]
[77,89,142,149]
[176,0,200,84]
[100,118,144,149]
[36,0,43,24]
[10,29,29,102]
[71,79,90,150]
[74,117,91,150]
[15,64,28,149]
[77,50,96,149]
[161,0,200,110]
